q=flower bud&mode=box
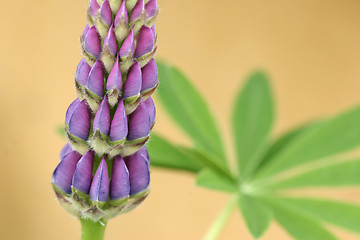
[95,0,113,39]
[110,156,130,201]
[75,58,91,99]
[90,157,110,207]
[108,99,128,158]
[106,55,122,107]
[145,0,158,25]
[127,100,151,142]
[119,29,135,73]
[88,0,100,24]
[144,97,156,129]
[60,143,73,160]
[123,62,142,107]
[135,26,157,67]
[114,0,129,43]
[137,146,150,162]
[72,151,95,195]
[101,25,117,73]
[130,0,145,35]
[82,26,101,66]
[141,58,158,99]
[91,96,111,155]
[85,60,105,112]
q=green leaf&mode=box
[196,169,237,193]
[257,105,360,178]
[157,62,226,167]
[270,158,360,189]
[147,134,203,172]
[233,72,274,178]
[239,194,271,238]
[263,198,337,240]
[269,197,360,234]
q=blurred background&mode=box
[2,0,360,239]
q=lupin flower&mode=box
[52,0,159,231]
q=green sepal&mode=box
[65,126,90,155]
[101,46,116,73]
[125,0,138,12]
[114,19,128,43]
[119,55,134,73]
[122,189,150,213]
[103,196,129,221]
[108,136,149,158]
[140,81,158,101]
[109,196,129,207]
[84,87,102,112]
[124,93,140,105]
[90,130,111,155]
[124,96,141,115]
[109,0,121,15]
[137,46,157,68]
[75,79,86,100]
[107,88,121,108]
[130,14,146,36]
[95,15,110,40]
[52,183,80,217]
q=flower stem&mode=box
[80,218,107,240]
[203,195,238,240]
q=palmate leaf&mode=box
[255,105,360,179]
[233,72,274,179]
[157,62,227,170]
[196,168,237,193]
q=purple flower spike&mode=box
[119,29,135,59]
[110,99,128,142]
[65,98,81,126]
[52,151,82,195]
[145,0,158,20]
[84,26,101,59]
[76,58,91,87]
[59,143,73,160]
[87,60,105,97]
[90,157,110,202]
[106,55,122,92]
[110,156,130,200]
[68,100,91,140]
[125,151,150,195]
[93,96,111,135]
[130,0,144,23]
[72,151,94,194]
[141,58,158,92]
[123,62,142,99]
[114,0,128,27]
[127,101,151,141]
[103,25,117,56]
[137,146,150,162]
[134,26,154,58]
[144,97,156,126]
[100,0,113,27]
[89,0,100,19]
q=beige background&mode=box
[2,0,360,239]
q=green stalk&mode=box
[203,195,238,240]
[81,218,107,240]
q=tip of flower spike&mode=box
[123,62,142,101]
[119,29,135,59]
[110,99,128,142]
[52,151,82,195]
[127,100,151,141]
[110,156,130,200]
[114,0,128,27]
[84,26,101,59]
[125,151,150,196]
[93,96,111,136]
[130,0,144,23]
[102,25,117,56]
[145,0,158,20]
[90,157,110,202]
[65,98,81,126]
[76,58,91,87]
[72,151,94,194]
[106,55,122,91]
[141,58,158,93]
[87,60,105,98]
[59,143,73,160]
[68,100,91,140]
[134,26,155,58]
[100,0,113,27]
[144,97,156,127]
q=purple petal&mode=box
[119,29,135,59]
[65,98,80,125]
[114,0,128,27]
[125,151,150,195]
[127,101,151,141]
[137,146,150,162]
[141,58,158,92]
[144,97,156,125]
[68,100,91,140]
[87,60,105,97]
[150,24,156,38]
[134,26,154,58]
[130,0,144,23]
[93,96,111,135]
[123,62,142,99]
[100,0,113,26]
[110,99,128,142]
[76,58,91,86]
[106,55,122,91]
[145,0,158,19]
[110,156,130,200]
[89,0,100,19]
[52,151,82,194]
[84,26,101,59]
[72,151,94,194]
[89,157,110,202]
[83,25,90,39]
[103,25,117,56]
[59,143,73,160]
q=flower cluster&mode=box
[52,0,158,221]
